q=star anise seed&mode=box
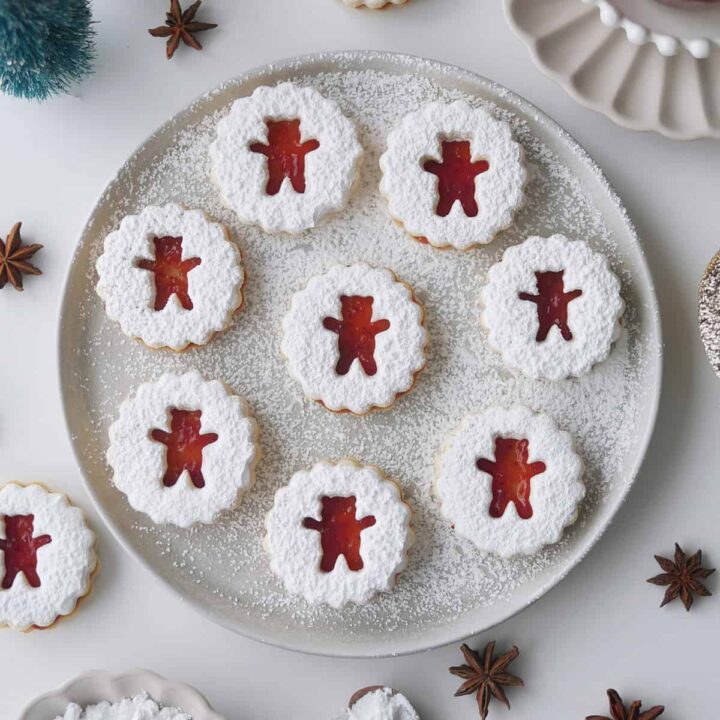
[0,222,43,291]
[586,688,664,720]
[449,641,523,719]
[148,0,217,59]
[647,542,715,611]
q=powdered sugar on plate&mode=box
[60,56,658,653]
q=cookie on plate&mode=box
[481,234,624,380]
[209,82,363,234]
[434,406,584,557]
[380,101,527,250]
[264,459,413,607]
[96,203,245,351]
[107,371,259,528]
[281,263,428,415]
[0,483,97,631]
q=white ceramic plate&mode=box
[58,51,661,657]
[20,669,225,720]
[505,0,720,140]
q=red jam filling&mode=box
[0,515,52,590]
[323,295,390,376]
[476,438,546,520]
[136,236,202,311]
[423,140,490,217]
[303,496,376,573]
[518,270,582,342]
[250,119,320,195]
[151,409,218,489]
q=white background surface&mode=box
[1,0,718,717]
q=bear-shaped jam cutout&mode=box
[136,236,202,311]
[422,140,490,218]
[249,119,320,196]
[323,295,391,377]
[518,270,583,342]
[0,514,52,590]
[151,409,218,489]
[302,496,377,573]
[476,438,546,520]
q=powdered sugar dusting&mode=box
[62,60,656,650]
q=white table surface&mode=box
[1,0,718,717]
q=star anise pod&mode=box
[586,688,664,720]
[449,641,523,719]
[647,542,715,611]
[148,0,217,59]
[0,222,43,291]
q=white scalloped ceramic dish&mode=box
[504,0,720,140]
[58,51,661,657]
[20,669,225,720]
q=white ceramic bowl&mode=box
[20,670,226,720]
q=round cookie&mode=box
[107,371,259,528]
[699,248,720,378]
[379,101,527,250]
[434,406,584,557]
[481,234,624,380]
[343,687,419,720]
[96,204,244,351]
[0,483,97,631]
[209,82,363,234]
[264,459,413,607]
[281,263,428,415]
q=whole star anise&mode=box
[0,222,43,291]
[449,641,523,719]
[586,688,664,720]
[647,542,715,611]
[148,0,218,59]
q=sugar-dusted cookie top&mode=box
[108,371,259,528]
[0,483,96,631]
[481,234,624,380]
[96,203,244,351]
[210,82,363,234]
[380,101,527,249]
[435,406,584,557]
[265,459,413,607]
[281,263,428,414]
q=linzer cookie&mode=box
[107,371,259,527]
[379,101,527,250]
[264,459,413,607]
[481,234,624,380]
[96,204,244,351]
[434,406,584,557]
[0,483,97,631]
[280,263,428,414]
[209,82,363,233]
